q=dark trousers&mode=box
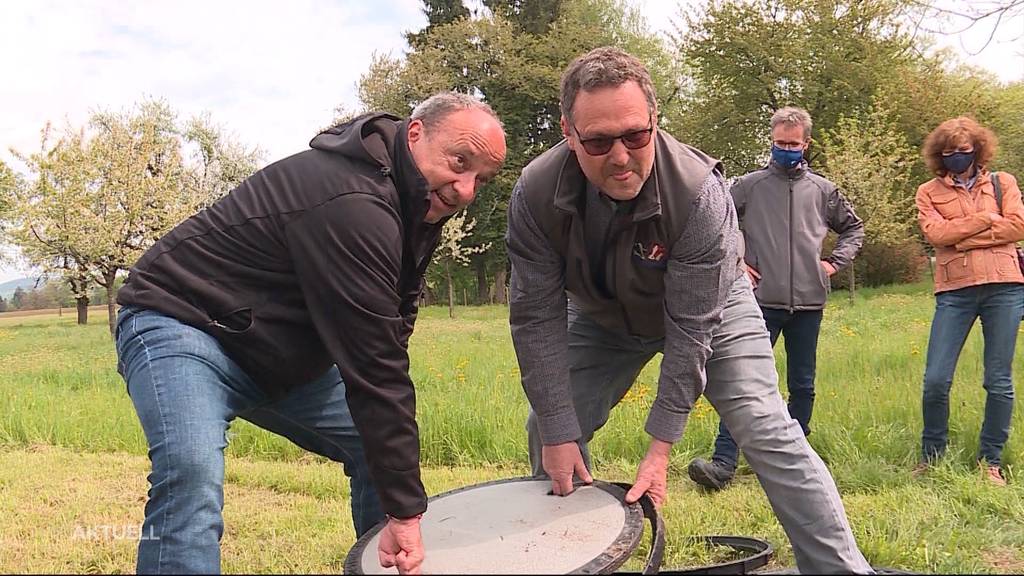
[712,307,823,468]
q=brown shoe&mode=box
[983,465,1007,486]
[911,462,929,477]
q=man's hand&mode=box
[820,260,837,277]
[378,515,424,575]
[745,264,761,289]
[625,439,671,509]
[543,442,593,496]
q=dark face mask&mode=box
[771,145,804,169]
[942,151,975,175]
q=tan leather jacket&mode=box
[916,170,1024,294]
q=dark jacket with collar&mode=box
[731,161,864,311]
[117,113,439,518]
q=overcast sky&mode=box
[1,0,1021,282]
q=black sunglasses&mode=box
[572,117,654,156]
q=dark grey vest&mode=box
[519,131,721,337]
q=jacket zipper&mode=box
[788,177,795,312]
[604,203,634,332]
[598,212,617,298]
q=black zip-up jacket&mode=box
[117,113,440,518]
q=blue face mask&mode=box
[942,151,975,175]
[771,145,803,169]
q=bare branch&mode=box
[909,0,1024,55]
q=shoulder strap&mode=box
[992,171,1002,214]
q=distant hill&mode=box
[0,277,42,299]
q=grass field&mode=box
[1,281,1023,573]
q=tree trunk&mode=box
[76,297,89,325]
[492,267,508,305]
[476,260,489,304]
[104,270,117,336]
[446,261,454,319]
[847,266,856,303]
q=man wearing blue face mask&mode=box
[689,106,864,490]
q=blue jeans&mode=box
[115,307,383,574]
[921,283,1024,467]
[712,307,823,468]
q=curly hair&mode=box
[921,116,999,177]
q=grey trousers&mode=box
[527,275,872,574]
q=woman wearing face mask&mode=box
[915,116,1024,486]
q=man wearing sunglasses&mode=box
[506,47,872,573]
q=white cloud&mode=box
[0,0,426,167]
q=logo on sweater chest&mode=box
[632,241,668,269]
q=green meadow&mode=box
[1,281,1023,573]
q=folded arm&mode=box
[916,187,993,248]
[956,173,1024,250]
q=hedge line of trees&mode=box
[0,280,120,315]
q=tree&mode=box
[484,0,564,34]
[0,295,7,313]
[0,161,16,235]
[9,99,260,333]
[821,103,922,290]
[909,1,1024,54]
[0,162,17,271]
[405,0,472,49]
[10,286,25,310]
[823,105,917,245]
[53,257,94,324]
[182,114,263,210]
[431,212,490,317]
[8,124,100,322]
[989,81,1024,176]
[673,0,918,175]
[877,56,1004,185]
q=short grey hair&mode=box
[770,106,813,140]
[560,47,658,124]
[410,91,500,130]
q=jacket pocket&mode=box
[209,307,254,334]
[931,192,962,219]
[937,251,971,283]
[990,244,1020,275]
[818,261,831,295]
